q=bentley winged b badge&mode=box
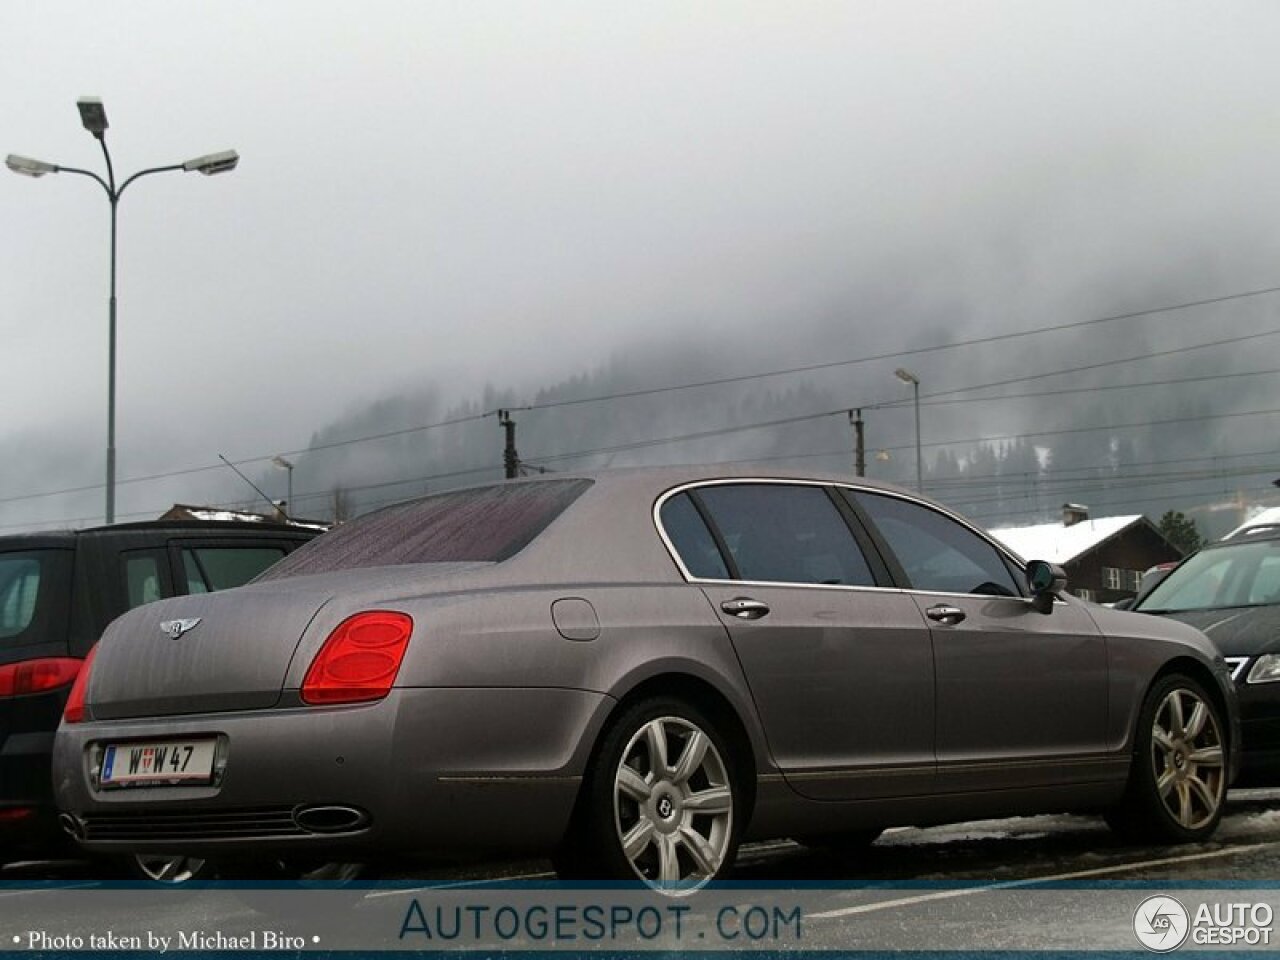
[159,617,202,639]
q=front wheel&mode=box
[558,698,741,890]
[1107,673,1228,843]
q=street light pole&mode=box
[895,368,923,492]
[272,456,295,520]
[7,98,238,524]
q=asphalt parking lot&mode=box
[5,792,1280,953]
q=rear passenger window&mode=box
[0,556,41,638]
[695,484,875,587]
[0,549,68,645]
[124,553,166,609]
[659,493,729,579]
[181,547,287,594]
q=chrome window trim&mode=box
[652,477,1032,600]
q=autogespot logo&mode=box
[1134,895,1191,952]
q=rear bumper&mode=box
[53,686,612,859]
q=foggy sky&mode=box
[5,2,1280,532]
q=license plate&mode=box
[101,739,217,787]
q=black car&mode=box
[1133,529,1280,785]
[0,520,318,866]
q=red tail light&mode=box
[62,645,98,724]
[0,657,84,698]
[301,612,413,705]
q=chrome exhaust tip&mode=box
[293,805,368,834]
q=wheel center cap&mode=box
[657,796,675,819]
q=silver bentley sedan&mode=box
[52,467,1239,887]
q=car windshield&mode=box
[258,479,592,580]
[1137,539,1280,612]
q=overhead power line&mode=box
[503,285,1280,414]
[4,283,1280,512]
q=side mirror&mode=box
[1027,559,1067,614]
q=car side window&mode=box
[180,547,288,594]
[0,555,41,638]
[851,491,1021,597]
[123,552,167,609]
[659,493,730,580]
[694,484,875,587]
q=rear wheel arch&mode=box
[555,679,750,884]
[610,673,758,818]
[568,673,759,836]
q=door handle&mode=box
[721,598,771,620]
[926,604,966,626]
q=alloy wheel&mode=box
[612,715,734,887]
[1149,686,1225,830]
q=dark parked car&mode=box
[53,469,1238,888]
[1,521,317,870]
[1113,562,1180,611]
[1133,528,1280,785]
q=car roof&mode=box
[0,519,316,546]
[392,463,917,503]
[1202,526,1280,550]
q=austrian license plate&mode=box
[101,739,217,787]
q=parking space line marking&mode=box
[809,840,1280,919]
[0,882,97,899]
[362,841,802,898]
[363,871,556,898]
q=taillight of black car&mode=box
[0,658,83,699]
[301,611,414,705]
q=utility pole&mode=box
[850,409,865,477]
[499,409,520,479]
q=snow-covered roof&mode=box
[160,503,330,531]
[187,508,266,523]
[987,515,1144,565]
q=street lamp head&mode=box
[76,97,109,138]
[894,368,920,386]
[183,150,239,175]
[6,154,58,178]
[271,455,294,471]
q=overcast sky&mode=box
[5,2,1280,530]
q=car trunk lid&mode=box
[87,583,332,719]
[85,562,491,720]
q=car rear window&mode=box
[259,479,593,580]
[0,549,71,646]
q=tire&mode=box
[220,857,375,884]
[795,829,882,856]
[1106,673,1228,843]
[125,853,216,885]
[557,697,741,890]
